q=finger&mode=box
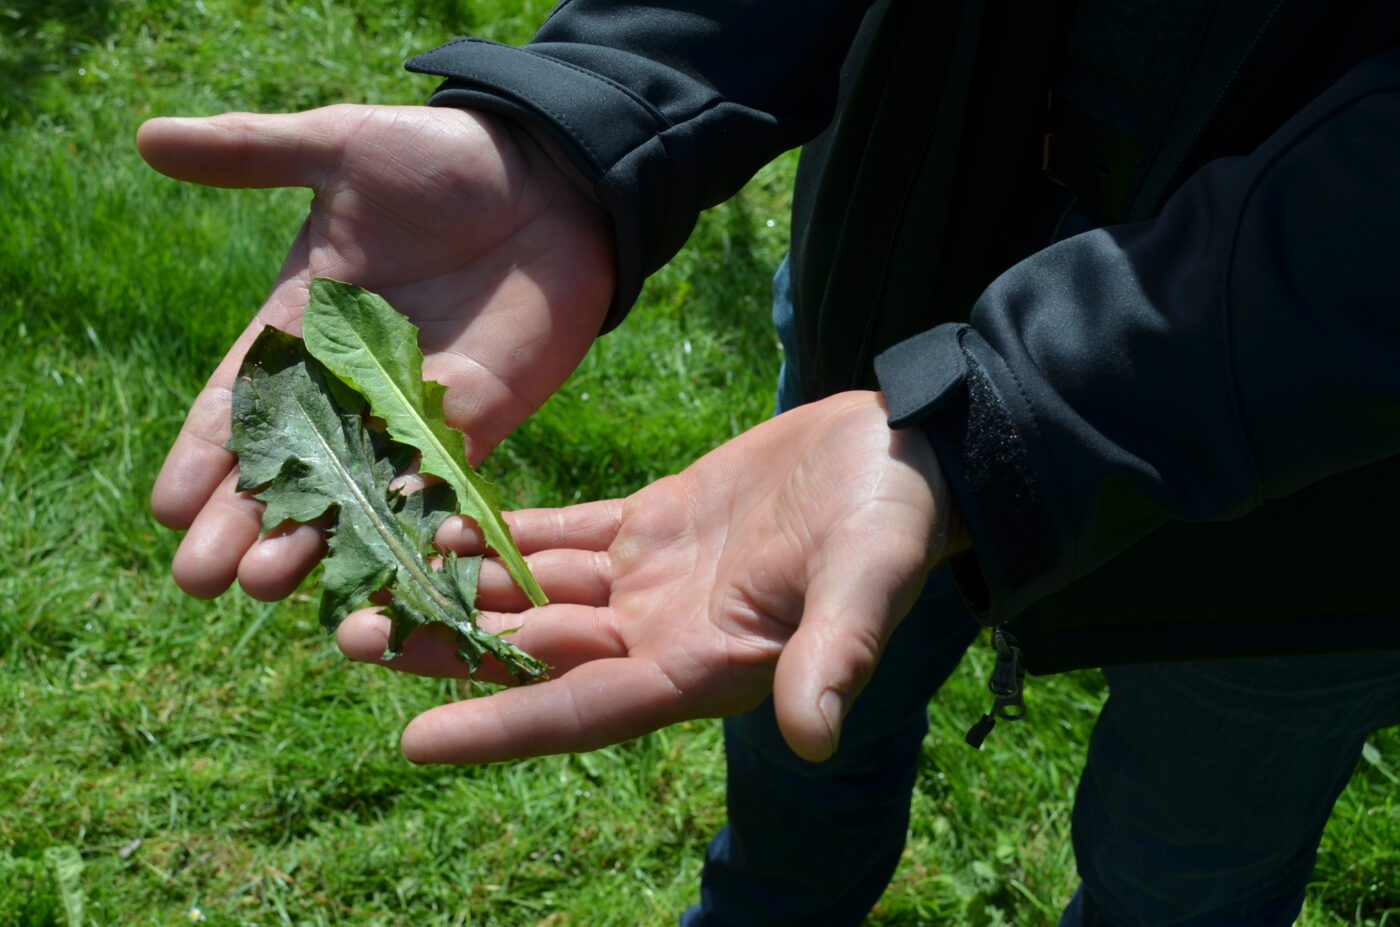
[237,516,330,601]
[436,498,625,556]
[151,226,313,529]
[170,471,267,599]
[474,606,624,676]
[149,323,264,530]
[474,547,612,610]
[771,542,926,763]
[338,604,624,683]
[150,424,236,531]
[137,108,352,190]
[337,610,474,678]
[399,657,685,765]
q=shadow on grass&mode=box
[666,195,786,345]
[0,0,116,122]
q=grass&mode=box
[1,1,1396,924]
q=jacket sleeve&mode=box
[876,46,1400,623]
[405,0,875,329]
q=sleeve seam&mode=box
[1219,81,1400,512]
[436,37,675,133]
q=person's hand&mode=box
[337,391,967,764]
[140,104,614,602]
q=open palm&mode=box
[337,392,960,765]
[141,104,614,602]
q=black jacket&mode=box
[407,0,1400,673]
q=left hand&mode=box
[139,105,614,602]
[337,391,966,764]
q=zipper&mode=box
[964,626,1027,749]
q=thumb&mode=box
[771,542,926,763]
[136,107,349,190]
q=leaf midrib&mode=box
[330,323,479,507]
[322,315,543,604]
[290,388,459,620]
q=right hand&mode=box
[140,104,615,602]
[337,391,965,765]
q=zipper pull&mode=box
[964,628,1027,749]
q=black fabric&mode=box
[875,327,967,427]
[877,326,1067,619]
[790,0,1065,397]
[1012,457,1400,673]
[408,1,872,330]
[1043,0,1206,220]
[1125,1,1400,220]
[405,2,1400,672]
[1062,0,1204,128]
[877,49,1400,656]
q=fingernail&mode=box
[818,688,845,756]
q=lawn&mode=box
[1,1,1396,924]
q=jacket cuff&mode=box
[407,39,668,332]
[876,324,1071,623]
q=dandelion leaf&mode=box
[227,326,547,681]
[302,278,547,607]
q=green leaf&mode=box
[43,845,83,927]
[228,327,546,680]
[302,278,547,607]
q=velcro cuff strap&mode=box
[875,325,970,427]
[407,39,669,179]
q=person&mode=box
[141,1,1400,923]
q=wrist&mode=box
[880,394,971,565]
[497,114,605,209]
